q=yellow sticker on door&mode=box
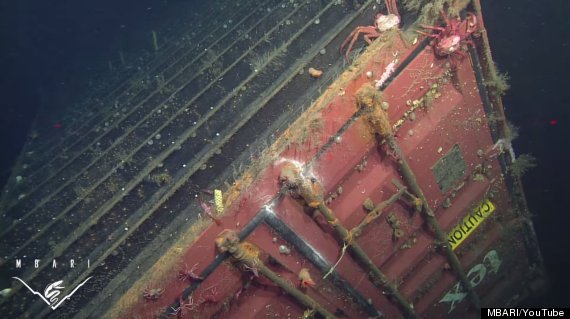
[447,199,495,250]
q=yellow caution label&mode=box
[214,189,224,214]
[447,199,495,250]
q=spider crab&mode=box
[417,10,478,58]
[143,287,164,301]
[169,295,197,318]
[177,262,204,283]
[340,0,400,63]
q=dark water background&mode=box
[483,0,570,307]
[0,0,568,308]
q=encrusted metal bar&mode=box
[357,83,481,310]
[214,229,337,319]
[264,212,383,317]
[279,162,419,319]
[351,183,406,238]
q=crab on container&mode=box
[169,295,197,318]
[340,0,400,63]
[142,287,164,301]
[177,262,204,283]
[417,9,478,58]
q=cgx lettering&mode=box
[439,250,502,313]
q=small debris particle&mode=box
[314,18,320,25]
[147,140,154,146]
[308,67,323,78]
[319,48,326,55]
[155,133,161,140]
[442,198,452,208]
[472,173,485,182]
[393,228,404,239]
[363,198,375,211]
[337,186,343,195]
[400,233,417,249]
[381,101,389,110]
[386,212,404,240]
[366,71,373,79]
[272,237,278,243]
[355,159,367,172]
[437,146,443,153]
[278,245,291,255]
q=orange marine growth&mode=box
[214,229,240,254]
[298,268,316,289]
[279,162,324,208]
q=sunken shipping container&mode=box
[0,0,547,318]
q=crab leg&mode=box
[436,9,451,26]
[385,0,399,17]
[415,29,440,38]
[340,26,379,63]
[200,201,222,225]
[418,25,447,32]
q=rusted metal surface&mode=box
[0,0,546,318]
